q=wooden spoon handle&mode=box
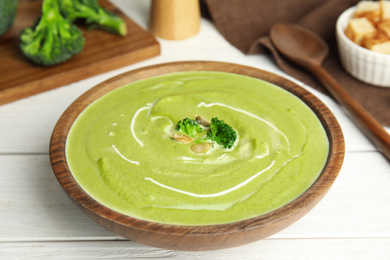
[311,65,390,162]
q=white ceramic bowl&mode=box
[336,7,390,87]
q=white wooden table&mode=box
[1,1,389,259]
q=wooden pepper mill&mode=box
[150,0,201,40]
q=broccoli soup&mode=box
[66,71,329,225]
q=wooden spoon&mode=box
[270,23,390,162]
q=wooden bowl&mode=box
[50,61,345,251]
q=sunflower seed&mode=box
[170,134,194,143]
[191,142,213,154]
[195,115,210,127]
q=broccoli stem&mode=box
[82,6,126,36]
[195,136,214,145]
[60,0,127,36]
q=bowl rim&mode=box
[49,61,345,250]
[336,6,390,60]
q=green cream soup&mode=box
[66,71,329,225]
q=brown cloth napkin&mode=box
[203,0,390,127]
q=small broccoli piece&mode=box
[19,0,84,66]
[0,0,19,37]
[59,0,127,36]
[176,118,203,137]
[196,118,237,149]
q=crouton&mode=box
[345,17,377,45]
[344,1,390,54]
[355,1,381,24]
[380,0,390,20]
[378,19,390,37]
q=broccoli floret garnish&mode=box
[59,0,127,36]
[173,116,237,151]
[19,0,85,66]
[176,118,203,137]
[196,118,237,149]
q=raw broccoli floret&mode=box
[58,0,127,36]
[0,0,19,37]
[176,118,203,137]
[19,0,84,66]
[196,117,237,149]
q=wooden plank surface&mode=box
[0,0,160,105]
[2,239,390,260]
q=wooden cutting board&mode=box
[0,0,160,105]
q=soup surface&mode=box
[66,71,329,225]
